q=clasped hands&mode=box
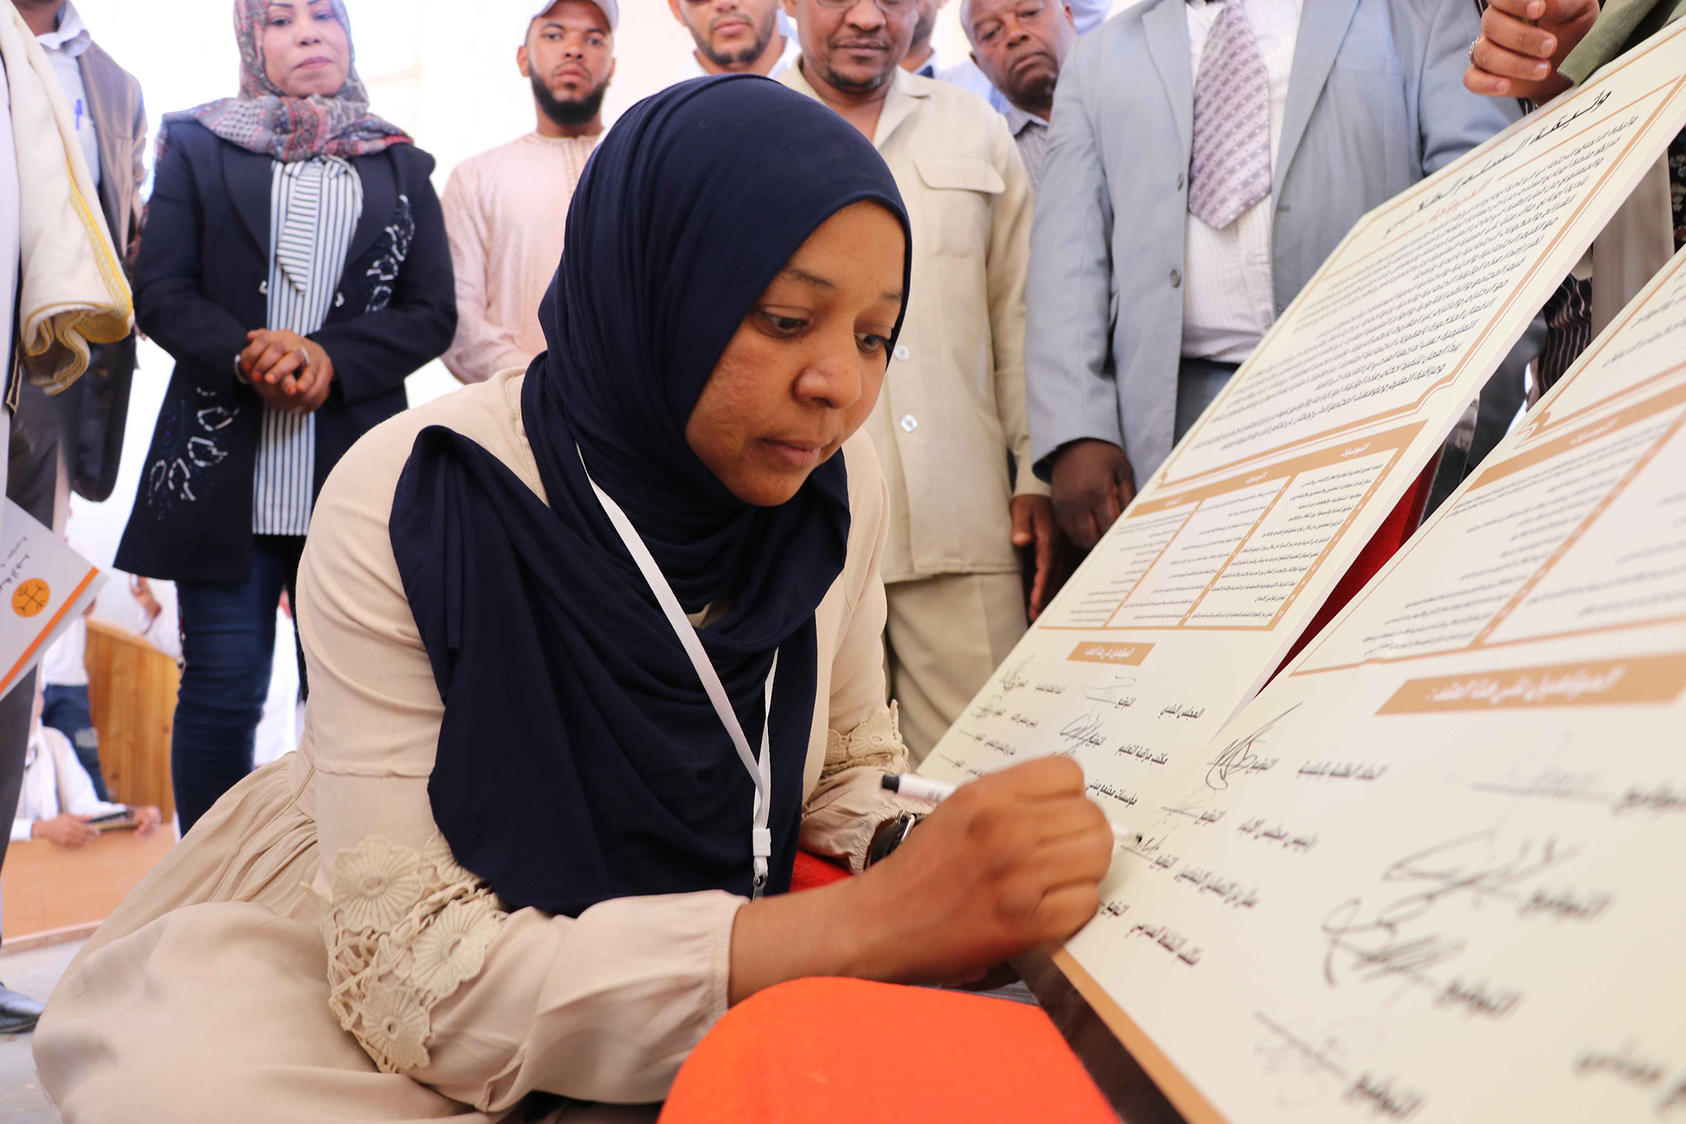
[1464,0,1601,102]
[238,328,334,414]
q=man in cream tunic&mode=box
[441,0,616,384]
[780,0,1051,760]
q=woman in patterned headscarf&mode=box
[115,0,456,835]
[177,0,411,162]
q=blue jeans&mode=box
[171,535,306,835]
[42,683,109,802]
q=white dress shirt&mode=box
[11,721,126,842]
[1180,0,1303,363]
[40,615,88,687]
[35,0,99,189]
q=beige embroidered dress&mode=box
[34,372,913,1122]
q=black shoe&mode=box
[0,984,44,1034]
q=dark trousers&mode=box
[42,683,108,801]
[0,381,63,948]
[171,534,306,835]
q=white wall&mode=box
[74,0,700,168]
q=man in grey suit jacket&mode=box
[1030,0,1536,547]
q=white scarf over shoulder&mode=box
[0,4,129,393]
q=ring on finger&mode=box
[1468,35,1481,64]
[297,346,310,370]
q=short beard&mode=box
[818,48,895,94]
[819,61,893,93]
[532,71,607,128]
[698,9,777,68]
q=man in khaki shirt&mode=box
[780,0,1052,760]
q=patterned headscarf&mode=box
[162,0,410,163]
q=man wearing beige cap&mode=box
[440,0,616,384]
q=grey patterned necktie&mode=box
[1188,0,1272,229]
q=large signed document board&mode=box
[1107,242,1686,1124]
[917,25,1686,1124]
[1054,241,1686,1123]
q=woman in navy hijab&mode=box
[38,78,1110,1120]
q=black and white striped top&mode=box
[254,156,363,536]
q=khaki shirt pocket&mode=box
[913,156,1005,259]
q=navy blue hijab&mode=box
[389,77,911,917]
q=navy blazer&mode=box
[118,119,455,583]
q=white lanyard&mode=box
[579,448,776,899]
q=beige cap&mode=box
[525,0,618,36]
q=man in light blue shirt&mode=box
[26,0,97,180]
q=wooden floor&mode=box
[2,830,175,947]
[1,621,184,949]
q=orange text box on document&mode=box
[1378,653,1686,715]
[1068,642,1155,667]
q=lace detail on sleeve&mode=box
[821,702,910,781]
[323,833,506,1074]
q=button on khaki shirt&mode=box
[781,64,1043,585]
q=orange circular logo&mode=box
[12,579,50,618]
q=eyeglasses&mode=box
[813,0,917,12]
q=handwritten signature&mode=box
[1206,704,1299,792]
[1320,826,1578,993]
[1058,711,1107,753]
[1252,1011,1386,1110]
[997,657,1032,694]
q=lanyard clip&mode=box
[750,829,773,900]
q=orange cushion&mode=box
[790,851,853,892]
[661,977,1114,1122]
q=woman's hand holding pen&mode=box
[726,758,1111,1004]
[845,757,1113,985]
[239,329,334,414]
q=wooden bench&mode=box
[84,618,179,822]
